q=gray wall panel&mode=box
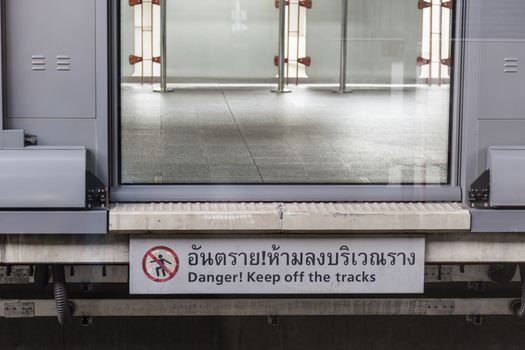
[480,0,525,40]
[479,42,525,119]
[5,0,96,119]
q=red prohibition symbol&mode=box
[142,246,180,283]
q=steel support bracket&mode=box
[4,302,35,318]
[417,56,431,66]
[441,57,452,66]
[298,56,311,66]
[275,0,312,9]
[274,56,311,67]
[299,0,313,9]
[129,55,143,65]
[418,0,432,9]
[468,170,490,209]
[274,0,289,8]
[0,266,32,284]
[274,56,288,66]
[424,300,455,315]
[441,1,453,10]
[424,265,453,282]
[466,314,484,326]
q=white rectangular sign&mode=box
[130,238,425,294]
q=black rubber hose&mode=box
[518,265,525,319]
[52,265,73,326]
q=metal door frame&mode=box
[0,0,5,130]
[108,0,465,202]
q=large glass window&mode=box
[120,0,453,185]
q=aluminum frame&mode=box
[0,0,5,130]
[109,0,464,202]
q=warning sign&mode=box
[142,246,179,283]
[130,238,426,294]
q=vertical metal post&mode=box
[272,0,291,93]
[154,0,173,93]
[0,0,5,128]
[335,0,351,93]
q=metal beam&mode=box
[0,298,516,317]
[0,264,511,285]
[425,233,525,263]
[111,185,462,205]
[4,233,525,265]
[0,235,129,264]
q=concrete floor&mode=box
[121,84,450,184]
[1,316,524,350]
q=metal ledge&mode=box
[282,202,470,232]
[0,298,516,317]
[471,209,525,233]
[0,210,107,235]
[109,203,282,233]
[109,202,470,233]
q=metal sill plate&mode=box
[109,202,470,233]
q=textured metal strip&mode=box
[110,202,470,233]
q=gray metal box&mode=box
[488,146,525,207]
[0,147,86,208]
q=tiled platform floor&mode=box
[121,84,450,184]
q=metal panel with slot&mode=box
[461,0,525,232]
[4,0,96,119]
